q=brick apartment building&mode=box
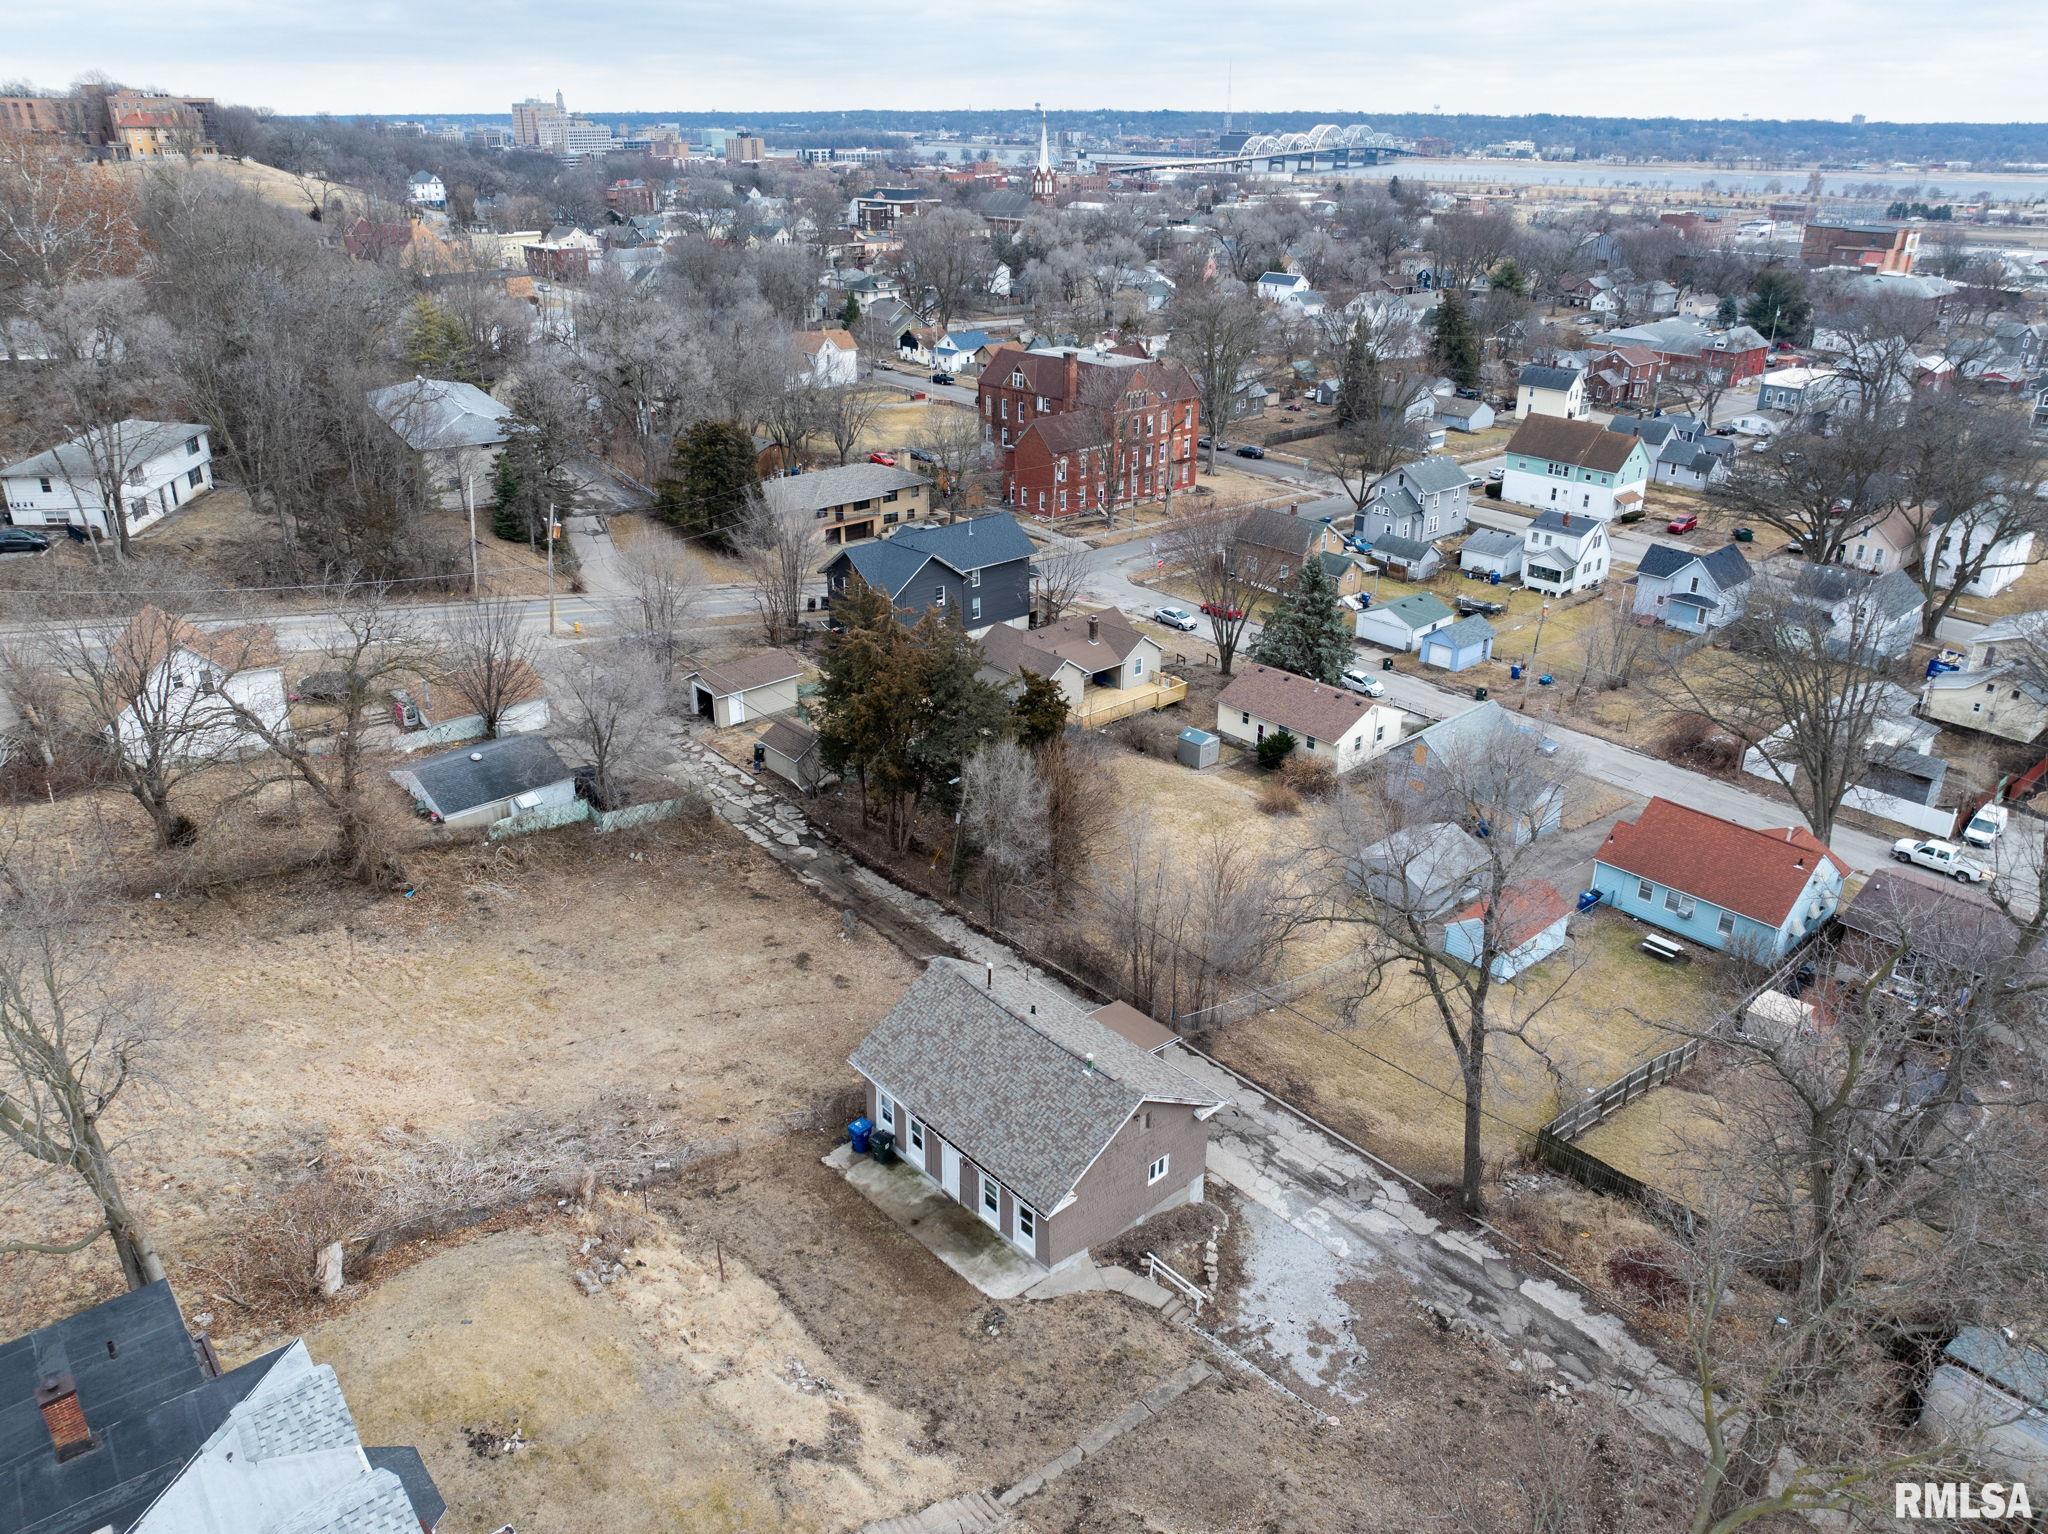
[979,346,1200,520]
[1800,221,1920,274]
[603,179,656,216]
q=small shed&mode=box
[1356,591,1456,653]
[1439,880,1570,980]
[1177,727,1220,769]
[1919,1327,2048,1487]
[391,735,575,831]
[1436,395,1497,433]
[1347,822,1488,915]
[685,648,807,728]
[1368,533,1441,581]
[1418,614,1496,673]
[759,717,823,792]
[1459,529,1523,580]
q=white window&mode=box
[1133,656,1144,677]
[1138,1110,1151,1131]
[185,435,200,455]
[1717,911,1736,937]
[1147,1154,1170,1186]
[933,586,945,606]
[37,476,51,493]
[1664,889,1696,919]
[969,568,981,588]
[981,1172,1000,1218]
[877,1092,896,1129]
[1637,878,1653,901]
[971,596,982,620]
[908,1117,926,1154]
[1016,1203,1036,1241]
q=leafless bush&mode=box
[1109,712,1180,758]
[1658,711,1743,775]
[1278,753,1337,801]
[1256,779,1303,816]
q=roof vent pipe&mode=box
[985,960,995,990]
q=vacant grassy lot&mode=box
[1211,909,1717,1187]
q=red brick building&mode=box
[979,346,1199,519]
[1800,221,1920,274]
[1583,344,1662,407]
[604,179,656,216]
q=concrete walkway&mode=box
[1165,1044,1706,1452]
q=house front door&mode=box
[939,1140,960,1199]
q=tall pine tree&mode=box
[1333,323,1378,429]
[1429,290,1481,389]
[1251,555,1352,685]
[657,419,760,546]
[489,447,527,541]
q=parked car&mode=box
[1339,666,1387,698]
[907,447,936,463]
[1200,600,1246,620]
[1455,387,1482,400]
[1667,513,1700,535]
[1891,838,1992,884]
[930,371,950,385]
[1234,444,1266,459]
[0,527,52,555]
[1152,605,1199,632]
[868,451,897,466]
[1485,467,1504,484]
[1196,435,1213,449]
[1962,804,2009,848]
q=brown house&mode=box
[1232,505,1346,591]
[849,960,1224,1271]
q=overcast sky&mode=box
[12,1,2048,123]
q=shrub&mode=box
[1257,779,1303,816]
[1605,1243,1685,1310]
[1255,727,1298,771]
[1278,753,1337,801]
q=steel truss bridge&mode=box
[1093,124,1418,178]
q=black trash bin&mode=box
[869,1128,897,1166]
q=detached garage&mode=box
[686,648,807,728]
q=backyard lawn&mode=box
[1210,908,1718,1188]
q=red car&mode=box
[868,451,897,466]
[1200,600,1246,620]
[1667,512,1700,535]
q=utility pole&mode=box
[545,503,558,637]
[463,471,479,601]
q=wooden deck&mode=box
[1074,674,1189,728]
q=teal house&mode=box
[1500,416,1652,523]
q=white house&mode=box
[1254,271,1325,316]
[1215,663,1401,775]
[366,377,512,511]
[1922,614,2048,742]
[1521,510,1610,595]
[2,420,214,538]
[793,328,860,387]
[1355,591,1457,652]
[392,735,577,831]
[1632,542,1753,632]
[407,170,447,207]
[684,648,807,727]
[110,606,288,763]
[1928,498,2037,599]
[1439,880,1571,981]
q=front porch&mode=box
[1074,673,1188,729]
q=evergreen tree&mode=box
[1428,290,1481,389]
[1488,258,1528,297]
[1251,556,1352,685]
[1715,294,1740,327]
[1333,322,1378,429]
[489,446,526,541]
[1011,670,1069,748]
[1255,728,1298,771]
[657,419,760,546]
[1742,269,1811,343]
[403,295,475,381]
[839,294,862,330]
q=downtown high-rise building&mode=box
[511,90,565,148]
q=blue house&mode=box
[1440,880,1571,980]
[1418,614,1495,673]
[1591,796,1847,958]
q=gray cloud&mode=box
[12,0,2048,120]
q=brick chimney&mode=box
[1061,349,1079,402]
[1087,614,1100,643]
[36,1372,94,1462]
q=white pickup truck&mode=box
[1891,837,1993,884]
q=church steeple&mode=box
[1031,102,1057,202]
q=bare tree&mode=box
[893,206,989,331]
[0,131,141,291]
[1647,571,1911,846]
[1318,395,1430,511]
[1032,542,1091,624]
[1160,506,1261,675]
[1887,396,2047,637]
[1165,283,1268,474]
[760,374,825,466]
[1709,412,1902,566]
[912,407,987,515]
[732,487,824,645]
[1315,720,1582,1213]
[957,737,1049,922]
[546,641,667,809]
[617,534,702,685]
[817,382,889,466]
[1668,854,2048,1531]
[1570,595,1658,701]
[439,597,540,736]
[0,638,69,803]
[0,864,166,1289]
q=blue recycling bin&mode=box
[1488,571,1501,585]
[1510,663,1523,680]
[1537,673,1554,686]
[1577,889,1603,913]
[848,1116,873,1154]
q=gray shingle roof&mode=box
[834,538,933,598]
[761,462,928,516]
[1638,540,1753,583]
[401,735,572,818]
[1372,533,1433,562]
[1429,614,1496,648]
[1518,364,1581,391]
[1529,509,1604,542]
[366,378,512,451]
[1365,485,1425,525]
[1461,529,1523,560]
[890,512,1035,574]
[2,420,207,481]
[1389,454,1476,495]
[848,961,1221,1213]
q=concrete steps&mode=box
[857,1489,1012,1534]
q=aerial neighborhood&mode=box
[4,44,2048,1534]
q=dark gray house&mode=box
[823,511,1036,637]
[1,1281,444,1534]
[1354,454,1476,546]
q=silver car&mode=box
[1340,667,1386,698]
[1153,605,1199,632]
